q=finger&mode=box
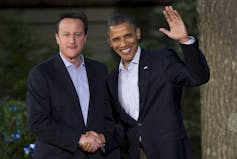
[93,136,103,145]
[83,135,99,146]
[167,6,175,15]
[159,28,170,36]
[86,132,103,144]
[166,6,178,21]
[85,143,96,152]
[173,10,182,21]
[86,143,92,151]
[85,143,99,153]
[80,142,89,150]
[165,6,173,17]
[163,9,171,22]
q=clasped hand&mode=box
[79,131,105,153]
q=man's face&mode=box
[56,18,87,62]
[107,22,141,68]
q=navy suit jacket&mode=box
[27,54,120,159]
[105,41,210,159]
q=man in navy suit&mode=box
[99,6,209,159]
[27,12,120,159]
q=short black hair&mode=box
[106,13,137,35]
[56,12,88,34]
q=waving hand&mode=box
[159,6,189,43]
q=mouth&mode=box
[68,46,77,49]
[120,48,131,54]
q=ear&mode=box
[107,36,112,47]
[55,33,59,45]
[84,34,87,43]
[136,27,141,40]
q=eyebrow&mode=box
[112,33,132,40]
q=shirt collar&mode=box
[119,46,141,70]
[59,52,85,68]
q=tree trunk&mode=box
[197,0,237,158]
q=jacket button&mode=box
[138,123,142,127]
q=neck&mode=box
[71,56,82,68]
[123,61,130,70]
[64,54,82,68]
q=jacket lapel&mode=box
[138,50,150,121]
[53,54,86,128]
[111,68,119,101]
[84,59,96,127]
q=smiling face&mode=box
[107,22,141,68]
[56,18,87,65]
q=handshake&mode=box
[78,131,105,153]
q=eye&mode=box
[75,33,83,37]
[112,37,120,42]
[125,33,132,39]
[62,33,70,37]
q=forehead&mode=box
[108,22,136,36]
[59,18,84,30]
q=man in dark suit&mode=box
[26,12,120,159]
[101,6,210,159]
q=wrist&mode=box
[99,133,106,144]
[178,36,190,43]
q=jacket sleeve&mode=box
[102,81,125,154]
[27,68,80,153]
[163,40,210,86]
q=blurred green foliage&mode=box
[0,13,56,159]
[0,100,34,159]
[0,13,56,100]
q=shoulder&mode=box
[85,58,106,68]
[84,58,108,76]
[106,66,118,83]
[141,48,177,60]
[29,55,58,77]
[109,67,118,76]
[33,56,57,70]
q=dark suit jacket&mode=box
[105,41,210,159]
[27,54,120,159]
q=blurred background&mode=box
[0,0,201,158]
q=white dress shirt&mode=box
[117,37,195,121]
[60,53,90,125]
[118,47,141,120]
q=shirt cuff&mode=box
[180,36,196,45]
[100,143,106,153]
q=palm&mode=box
[159,6,188,43]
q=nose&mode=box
[120,38,127,47]
[69,35,76,43]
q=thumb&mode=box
[87,131,99,137]
[159,28,170,36]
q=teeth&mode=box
[121,48,130,54]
